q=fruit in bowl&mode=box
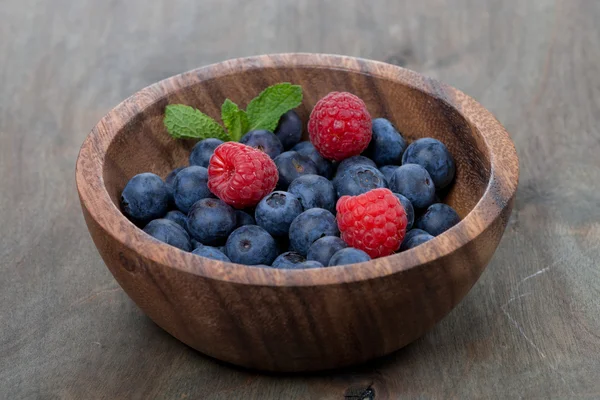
[76,54,518,372]
[122,82,461,264]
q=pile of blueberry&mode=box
[120,92,460,269]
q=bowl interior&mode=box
[103,64,490,221]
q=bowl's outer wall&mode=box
[77,54,518,371]
[81,202,511,371]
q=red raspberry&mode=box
[208,142,278,209]
[336,188,407,258]
[308,92,372,162]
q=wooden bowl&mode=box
[76,54,518,372]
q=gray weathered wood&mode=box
[1,0,599,398]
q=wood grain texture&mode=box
[1,0,599,398]
[76,54,518,372]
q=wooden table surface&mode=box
[1,0,599,398]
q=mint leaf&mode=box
[221,99,249,141]
[164,104,229,141]
[246,83,302,132]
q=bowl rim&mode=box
[76,53,519,287]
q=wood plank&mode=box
[1,0,599,398]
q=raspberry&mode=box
[308,92,372,162]
[207,142,278,209]
[336,188,408,258]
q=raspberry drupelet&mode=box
[336,188,408,258]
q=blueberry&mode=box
[226,225,279,265]
[333,165,388,197]
[393,193,415,230]
[288,175,336,213]
[335,156,376,177]
[293,141,334,179]
[274,151,319,190]
[121,173,170,225]
[187,198,236,245]
[388,164,435,209]
[328,248,371,266]
[165,167,185,208]
[165,167,185,188]
[379,165,400,183]
[143,219,191,251]
[289,208,339,256]
[192,245,231,262]
[240,129,284,159]
[165,167,185,206]
[172,166,214,213]
[255,191,303,237]
[164,210,188,230]
[193,243,227,255]
[364,118,407,165]
[399,231,434,251]
[291,141,314,153]
[415,203,460,236]
[400,228,429,247]
[235,210,255,227]
[272,253,323,269]
[306,236,348,267]
[271,251,305,269]
[296,260,324,269]
[275,110,303,150]
[189,138,224,167]
[402,138,456,189]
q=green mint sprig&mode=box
[221,99,249,142]
[246,83,302,132]
[163,83,302,141]
[163,105,229,141]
